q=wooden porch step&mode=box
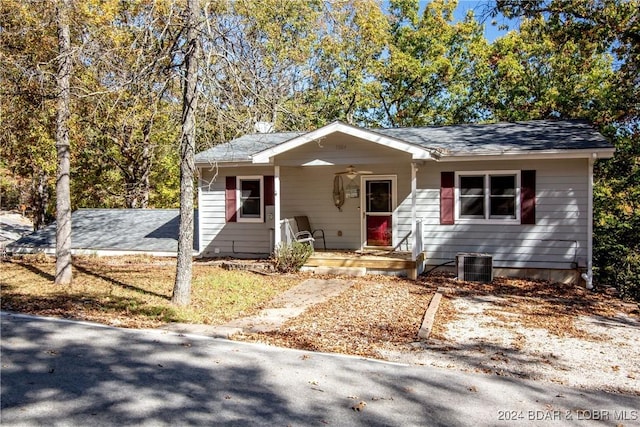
[305,255,416,270]
[304,251,426,279]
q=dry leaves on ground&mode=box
[428,274,639,340]
[0,256,301,328]
[238,275,433,358]
[238,273,639,366]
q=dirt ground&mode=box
[238,273,640,396]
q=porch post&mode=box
[274,165,281,249]
[411,162,418,261]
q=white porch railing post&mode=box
[413,218,423,259]
[280,218,293,245]
[411,162,418,260]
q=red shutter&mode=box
[440,172,455,225]
[264,176,275,206]
[225,176,237,222]
[521,170,536,224]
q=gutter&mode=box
[436,147,616,162]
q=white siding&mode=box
[198,150,591,271]
[199,166,275,257]
[277,161,412,250]
[198,138,415,255]
[275,132,409,166]
[419,159,589,269]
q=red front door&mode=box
[366,215,392,246]
[363,178,394,247]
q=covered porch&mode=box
[256,122,434,272]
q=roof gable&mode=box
[251,121,434,164]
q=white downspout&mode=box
[581,155,595,289]
[274,165,281,249]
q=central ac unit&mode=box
[456,253,493,282]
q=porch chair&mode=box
[283,218,315,249]
[294,216,326,250]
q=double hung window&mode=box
[237,176,263,222]
[457,172,519,222]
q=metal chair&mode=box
[294,216,326,250]
[282,218,315,249]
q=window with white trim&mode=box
[457,171,519,222]
[237,176,263,222]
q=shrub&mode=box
[272,242,313,273]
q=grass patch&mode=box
[0,255,299,328]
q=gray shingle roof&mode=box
[195,120,612,163]
[375,119,612,154]
[195,131,304,164]
[7,209,198,253]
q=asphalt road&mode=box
[1,312,639,426]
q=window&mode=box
[237,176,263,222]
[457,172,519,221]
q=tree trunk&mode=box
[55,0,72,285]
[32,171,49,231]
[172,0,200,306]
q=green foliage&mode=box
[496,0,640,123]
[377,0,491,126]
[496,0,639,301]
[303,0,389,126]
[272,242,313,273]
[487,16,615,122]
[0,166,22,210]
[594,126,640,301]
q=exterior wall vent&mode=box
[456,253,493,282]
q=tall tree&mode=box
[172,0,201,306]
[76,0,181,208]
[0,0,58,229]
[486,15,615,122]
[54,0,73,285]
[196,0,324,142]
[495,0,640,299]
[305,0,389,127]
[496,0,639,123]
[376,0,491,127]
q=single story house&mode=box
[195,119,614,286]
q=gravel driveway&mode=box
[236,273,639,396]
[381,282,640,396]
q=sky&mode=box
[450,0,521,42]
